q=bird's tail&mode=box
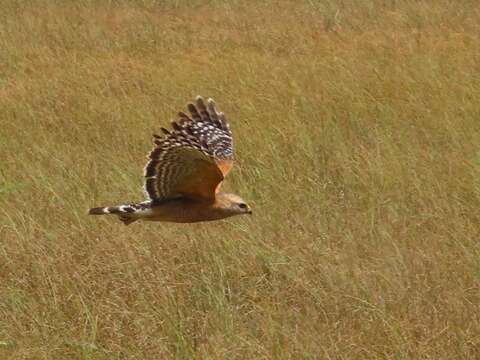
[88,203,150,225]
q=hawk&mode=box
[89,96,252,225]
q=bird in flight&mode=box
[89,96,251,225]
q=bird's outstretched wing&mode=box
[144,96,234,201]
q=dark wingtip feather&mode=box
[171,121,182,131]
[187,103,201,120]
[178,112,191,123]
[196,96,206,109]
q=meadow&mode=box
[0,0,479,358]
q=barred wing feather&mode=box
[144,96,234,201]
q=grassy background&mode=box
[1,0,479,358]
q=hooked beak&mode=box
[247,208,253,215]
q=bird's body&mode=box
[89,96,251,225]
[90,193,248,225]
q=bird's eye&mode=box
[238,203,247,209]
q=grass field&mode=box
[1,0,479,358]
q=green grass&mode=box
[1,0,479,358]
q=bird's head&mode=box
[215,193,252,217]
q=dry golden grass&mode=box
[1,0,479,358]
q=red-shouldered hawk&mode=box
[89,96,251,225]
